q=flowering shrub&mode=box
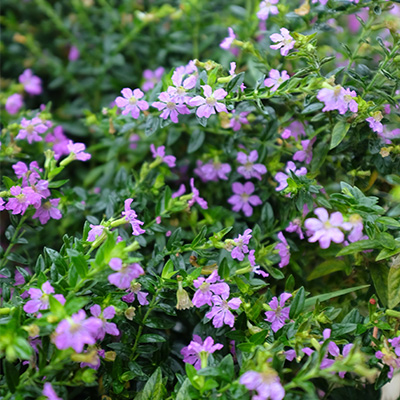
[1,0,400,399]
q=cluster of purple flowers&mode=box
[317,85,358,114]
[240,369,285,400]
[181,335,223,370]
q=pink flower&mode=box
[378,127,400,144]
[13,161,42,186]
[317,86,358,114]
[16,117,48,143]
[172,184,186,198]
[194,160,231,181]
[19,69,42,95]
[152,91,190,123]
[312,0,328,4]
[122,282,149,305]
[87,224,105,242]
[206,292,242,328]
[168,67,197,104]
[264,69,290,92]
[188,178,208,209]
[5,186,42,215]
[220,27,238,55]
[54,309,103,353]
[237,150,267,180]
[270,28,295,56]
[275,161,307,191]
[228,182,262,217]
[129,133,140,149]
[45,126,70,160]
[304,208,346,249]
[150,144,176,167]
[375,349,400,379]
[293,137,316,164]
[67,141,91,161]
[115,88,149,119]
[181,335,223,370]
[366,115,383,133]
[68,45,80,61]
[0,198,4,211]
[89,305,120,340]
[192,271,230,307]
[108,257,144,289]
[229,62,246,91]
[281,121,306,140]
[257,0,279,20]
[249,250,269,278]
[285,218,304,239]
[142,67,165,92]
[265,293,292,332]
[43,383,62,400]
[275,232,290,268]
[231,229,252,261]
[23,281,65,314]
[32,199,62,224]
[188,85,227,118]
[121,198,145,235]
[5,94,23,114]
[240,370,285,400]
[230,110,250,131]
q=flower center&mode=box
[324,221,332,229]
[241,193,250,202]
[221,300,229,310]
[166,101,176,110]
[200,282,210,292]
[333,85,342,97]
[69,321,81,333]
[244,161,253,171]
[177,86,186,96]
[17,194,26,203]
[26,124,35,134]
[42,201,53,210]
[206,96,216,106]
[40,293,49,306]
[129,97,138,105]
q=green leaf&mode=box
[304,285,370,309]
[139,334,166,343]
[161,259,176,279]
[68,250,88,278]
[3,360,19,393]
[219,355,234,382]
[370,264,388,308]
[336,240,381,256]
[134,367,164,400]
[49,296,65,317]
[308,260,348,281]
[188,130,205,154]
[176,378,191,400]
[376,217,400,228]
[330,121,350,149]
[376,246,400,261]
[227,72,245,92]
[388,261,400,309]
[289,287,305,319]
[145,116,159,136]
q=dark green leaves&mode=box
[330,121,350,149]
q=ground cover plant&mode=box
[1,0,400,399]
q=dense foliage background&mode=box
[1,0,400,399]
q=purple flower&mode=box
[0,198,4,211]
[192,270,230,307]
[228,182,262,217]
[150,144,176,167]
[275,232,290,268]
[172,183,186,198]
[122,198,145,235]
[122,282,149,305]
[68,45,80,61]
[317,86,358,114]
[270,28,295,56]
[32,199,62,224]
[19,69,42,95]
[237,150,267,180]
[67,141,91,161]
[181,335,223,370]
[249,250,269,278]
[320,340,354,378]
[240,370,285,400]
[87,224,105,242]
[129,133,140,149]
[168,67,197,104]
[115,88,149,119]
[229,62,246,91]
[5,94,24,114]
[230,110,250,131]
[5,186,42,215]
[23,281,65,314]
[54,309,103,353]
[375,349,400,379]
[285,218,304,240]
[194,160,231,182]
[305,208,347,249]
[80,349,105,370]
[45,126,70,160]
[142,67,165,92]
[264,69,289,92]
[275,161,307,191]
[281,121,306,140]
[378,127,400,144]
[89,305,120,340]
[341,88,358,113]
[206,292,242,328]
[43,383,62,400]
[188,178,208,209]
[220,27,237,54]
[13,161,42,186]
[108,257,144,289]
[231,229,252,261]
[152,91,190,123]
[188,85,227,119]
[366,113,383,133]
[16,117,48,143]
[312,0,328,4]
[293,137,316,164]
[257,0,279,20]
[344,214,364,243]
[265,293,292,332]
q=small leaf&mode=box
[227,72,245,92]
[388,259,400,309]
[330,121,350,149]
[134,367,164,400]
[370,264,388,308]
[289,287,305,319]
[188,130,205,154]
